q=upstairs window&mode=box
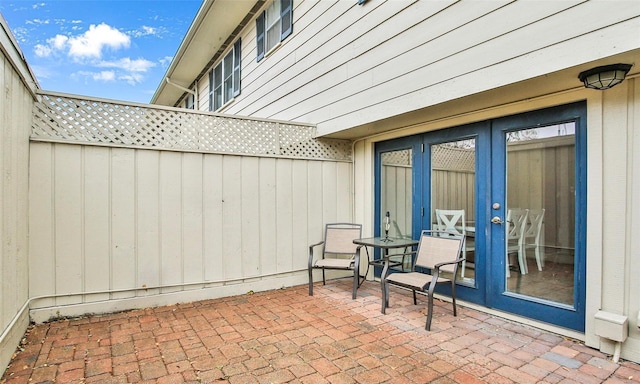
[256,0,292,62]
[209,39,242,111]
[184,92,195,109]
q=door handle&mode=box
[491,216,504,224]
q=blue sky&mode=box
[1,0,202,103]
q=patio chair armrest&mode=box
[309,241,324,249]
[433,257,465,270]
[309,241,325,267]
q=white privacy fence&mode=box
[28,91,354,322]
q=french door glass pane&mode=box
[505,123,575,305]
[431,139,476,285]
[380,149,412,270]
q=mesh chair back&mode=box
[323,224,362,255]
[414,231,463,274]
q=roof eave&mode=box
[151,0,261,106]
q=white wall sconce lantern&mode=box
[578,64,633,90]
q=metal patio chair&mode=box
[308,223,365,299]
[381,230,464,331]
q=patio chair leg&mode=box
[412,290,417,305]
[322,270,326,285]
[451,281,457,317]
[352,262,359,299]
[382,281,388,314]
[308,267,313,296]
[425,293,434,331]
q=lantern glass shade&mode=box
[578,64,632,90]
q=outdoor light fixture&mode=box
[578,64,633,90]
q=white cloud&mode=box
[119,73,145,86]
[26,18,50,25]
[159,56,173,68]
[34,43,52,57]
[130,25,159,38]
[51,34,69,50]
[98,57,156,73]
[93,71,116,82]
[32,22,159,88]
[11,27,29,43]
[74,70,117,83]
[67,23,130,59]
[33,23,131,60]
[93,58,156,85]
[32,3,46,9]
[34,34,68,57]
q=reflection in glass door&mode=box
[505,123,576,305]
[431,139,476,286]
[380,149,413,270]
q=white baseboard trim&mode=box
[30,273,309,323]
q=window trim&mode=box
[256,0,293,62]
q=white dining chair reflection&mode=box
[435,209,474,279]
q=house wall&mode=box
[28,142,353,321]
[0,19,36,376]
[352,77,640,361]
[191,0,639,137]
[596,77,640,360]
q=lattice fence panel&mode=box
[32,92,352,161]
[380,147,474,172]
[432,145,475,172]
[381,150,411,166]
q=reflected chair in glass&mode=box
[506,208,529,275]
[381,230,464,331]
[523,208,545,271]
[435,209,473,279]
[308,223,364,299]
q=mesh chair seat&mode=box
[314,258,354,269]
[385,272,450,288]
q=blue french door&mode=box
[375,102,587,332]
[488,102,587,331]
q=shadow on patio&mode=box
[2,279,639,384]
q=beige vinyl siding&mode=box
[599,79,639,354]
[28,143,353,320]
[214,0,637,136]
[0,31,34,376]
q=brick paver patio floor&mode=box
[2,279,640,383]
